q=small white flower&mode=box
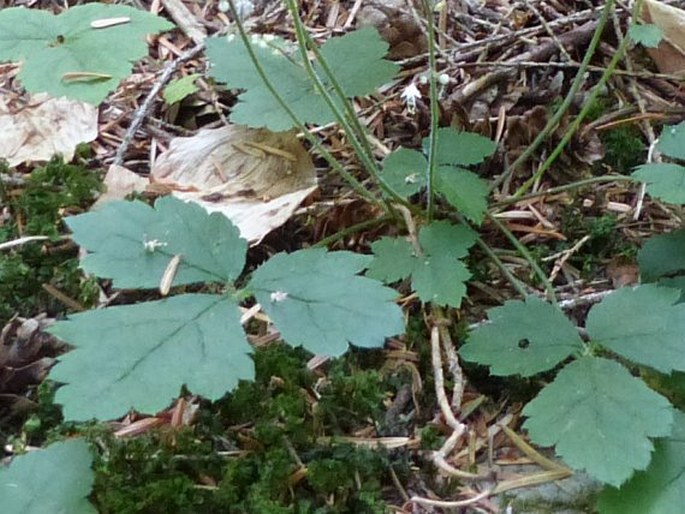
[401,83,421,114]
[270,291,289,302]
[235,0,255,19]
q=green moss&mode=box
[419,425,444,451]
[583,97,645,173]
[0,158,101,323]
[556,207,637,276]
[599,126,645,174]
[316,359,386,434]
[90,430,228,514]
[78,345,405,512]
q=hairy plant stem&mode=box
[490,0,615,193]
[492,174,633,207]
[283,0,378,167]
[224,0,382,207]
[421,0,440,220]
[282,0,410,209]
[487,213,557,303]
[514,0,635,197]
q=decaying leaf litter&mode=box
[1,0,685,511]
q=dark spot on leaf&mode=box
[49,34,65,47]
[518,338,531,349]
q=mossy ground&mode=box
[0,158,101,324]
[0,107,662,513]
[0,157,433,513]
[25,345,417,513]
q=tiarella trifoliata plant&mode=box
[47,196,405,421]
[457,121,685,510]
[5,0,685,512]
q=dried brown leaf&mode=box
[151,125,318,243]
[0,94,97,166]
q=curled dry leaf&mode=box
[0,314,61,395]
[641,0,685,74]
[151,125,317,243]
[0,94,97,166]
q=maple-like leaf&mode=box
[250,248,404,356]
[0,439,96,514]
[586,285,685,373]
[49,294,252,421]
[206,28,397,131]
[367,221,477,307]
[65,196,247,290]
[0,5,173,104]
[460,295,584,376]
[522,356,674,486]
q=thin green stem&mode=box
[515,0,632,197]
[487,213,557,303]
[490,0,615,192]
[422,0,440,220]
[492,174,633,207]
[285,5,379,170]
[282,0,410,208]
[448,212,530,298]
[224,0,379,206]
[474,237,529,298]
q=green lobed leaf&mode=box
[411,251,471,307]
[427,127,498,166]
[657,121,685,161]
[657,276,685,301]
[598,409,685,514]
[48,294,252,421]
[66,196,247,290]
[0,5,173,104]
[586,285,685,373]
[365,236,415,283]
[523,356,674,486]
[318,27,398,97]
[379,128,495,213]
[434,166,490,224]
[412,221,477,306]
[380,148,427,198]
[632,163,685,205]
[0,438,96,514]
[163,73,201,104]
[367,221,476,307]
[206,34,329,131]
[627,23,663,48]
[418,219,477,259]
[249,248,404,357]
[460,296,584,376]
[638,228,685,282]
[206,28,396,131]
